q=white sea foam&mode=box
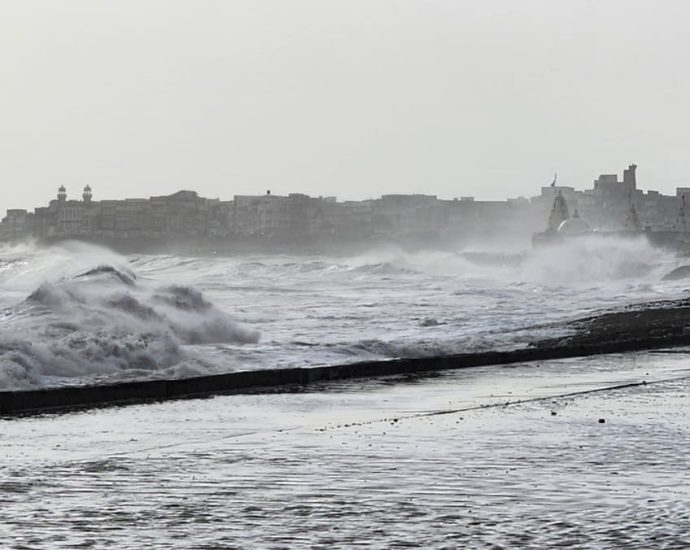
[0,236,687,389]
[519,234,675,286]
[0,243,259,389]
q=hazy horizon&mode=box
[3,0,690,210]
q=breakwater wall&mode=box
[2,334,689,417]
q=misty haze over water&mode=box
[0,235,683,389]
[4,1,690,547]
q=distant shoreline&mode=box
[10,234,516,257]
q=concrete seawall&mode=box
[2,334,689,417]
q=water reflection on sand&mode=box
[1,351,690,548]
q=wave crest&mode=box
[0,262,259,389]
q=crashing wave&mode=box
[76,264,137,286]
[0,262,260,390]
[519,234,675,285]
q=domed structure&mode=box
[83,185,93,204]
[557,209,592,234]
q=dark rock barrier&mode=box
[534,298,690,349]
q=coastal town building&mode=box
[2,164,689,246]
[0,209,32,241]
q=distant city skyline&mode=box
[7,163,682,210]
[5,161,690,248]
[3,1,690,210]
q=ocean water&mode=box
[2,237,690,547]
[0,235,686,390]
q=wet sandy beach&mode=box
[2,351,690,548]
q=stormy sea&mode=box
[3,237,690,547]
[0,236,685,389]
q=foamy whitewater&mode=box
[0,237,686,389]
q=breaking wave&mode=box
[0,246,259,389]
[1,235,688,391]
[519,234,676,286]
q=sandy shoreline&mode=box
[1,351,689,547]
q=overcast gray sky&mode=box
[2,1,690,209]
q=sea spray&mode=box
[519,234,676,286]
[0,245,259,389]
[1,239,688,390]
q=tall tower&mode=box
[623,164,637,189]
[57,185,67,203]
[82,185,93,204]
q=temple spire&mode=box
[546,191,569,233]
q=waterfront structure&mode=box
[2,164,689,247]
[232,192,330,238]
[0,209,32,241]
[546,191,570,233]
